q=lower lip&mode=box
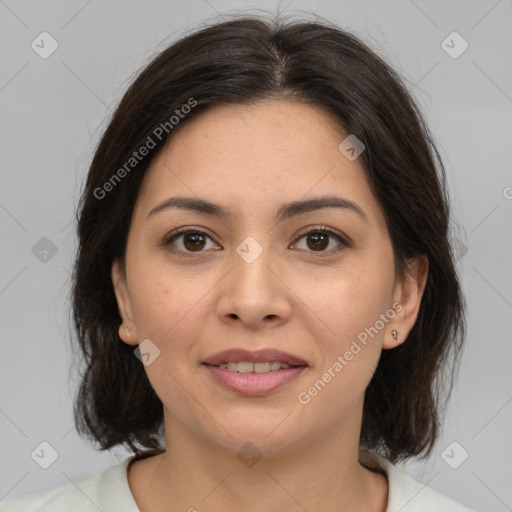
[203,364,307,396]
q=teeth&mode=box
[237,362,254,373]
[217,361,293,373]
[254,362,270,373]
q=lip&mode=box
[201,348,308,397]
[202,348,308,367]
[203,365,307,396]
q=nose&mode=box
[216,239,292,330]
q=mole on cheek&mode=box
[155,281,169,294]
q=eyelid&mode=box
[163,226,218,244]
[294,225,350,245]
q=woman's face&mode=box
[112,100,424,455]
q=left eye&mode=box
[164,227,347,256]
[292,228,347,255]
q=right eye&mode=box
[164,228,221,256]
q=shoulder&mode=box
[359,450,476,512]
[0,472,103,512]
[0,456,140,512]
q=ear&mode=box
[111,259,139,345]
[383,255,429,349]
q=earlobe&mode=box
[111,259,139,345]
[383,255,429,350]
[117,323,138,346]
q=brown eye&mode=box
[164,226,348,258]
[182,232,206,251]
[306,232,329,251]
[165,229,219,255]
[293,227,348,255]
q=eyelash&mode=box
[163,226,349,258]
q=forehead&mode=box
[173,99,347,157]
[134,100,384,227]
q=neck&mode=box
[128,403,388,512]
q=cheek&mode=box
[296,257,395,402]
[309,265,394,341]
[127,258,217,352]
[131,278,196,339]
[295,270,393,414]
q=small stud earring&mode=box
[125,326,131,336]
[392,330,398,342]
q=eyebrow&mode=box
[147,194,367,223]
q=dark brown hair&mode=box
[71,12,465,463]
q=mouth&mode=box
[202,348,308,367]
[201,348,308,396]
[208,361,303,373]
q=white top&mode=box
[0,450,475,511]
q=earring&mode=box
[125,325,132,336]
[392,330,398,342]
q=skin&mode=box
[112,99,428,512]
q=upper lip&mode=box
[202,348,308,367]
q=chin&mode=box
[198,413,312,458]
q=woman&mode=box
[1,13,474,512]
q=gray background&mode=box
[1,0,511,510]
